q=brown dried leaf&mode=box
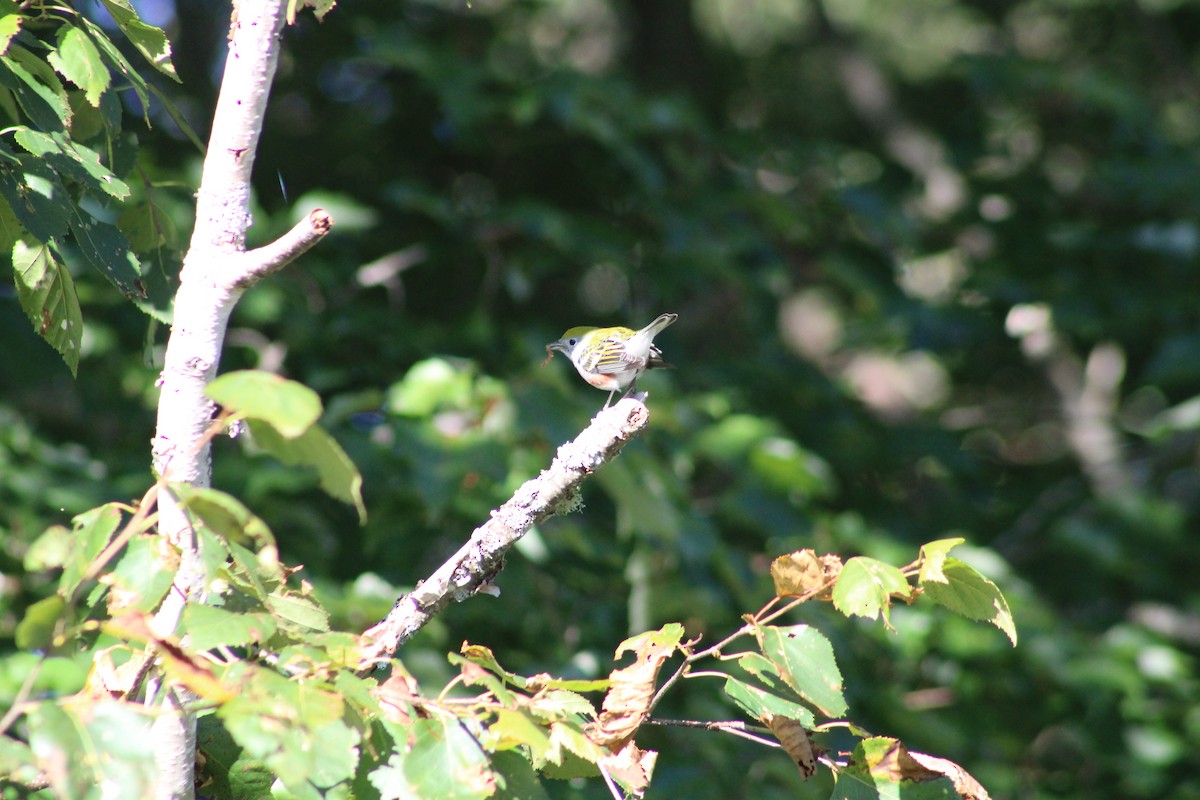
[375,671,421,724]
[591,632,678,749]
[599,740,658,797]
[770,550,842,600]
[83,645,142,699]
[103,612,234,703]
[908,750,992,800]
[763,713,817,779]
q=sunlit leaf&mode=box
[77,16,149,112]
[246,418,367,522]
[722,676,816,727]
[918,538,965,584]
[15,595,66,651]
[183,604,278,651]
[97,0,178,80]
[0,152,72,241]
[0,1,21,55]
[107,533,176,613]
[831,737,958,800]
[208,370,323,437]
[369,716,494,800]
[832,556,912,627]
[48,24,110,107]
[13,127,129,199]
[12,239,82,376]
[755,624,847,718]
[922,557,1018,646]
[58,503,123,601]
[28,701,156,800]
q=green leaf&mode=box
[614,621,686,658]
[15,594,66,651]
[388,357,473,417]
[831,737,959,800]
[247,419,367,522]
[487,708,552,765]
[68,208,143,298]
[492,750,552,800]
[287,0,339,25]
[755,624,847,718]
[0,183,20,251]
[527,689,597,722]
[172,485,281,600]
[449,650,517,704]
[266,591,331,632]
[24,524,72,571]
[108,533,176,613]
[117,199,173,250]
[196,714,275,800]
[0,735,39,787]
[13,127,130,199]
[208,370,323,437]
[542,720,603,778]
[722,676,816,727]
[58,503,123,601]
[128,244,177,322]
[0,1,22,55]
[306,718,361,789]
[97,0,178,80]
[0,45,70,132]
[918,537,965,584]
[48,24,110,107]
[12,239,82,376]
[28,701,156,800]
[922,557,1018,645]
[832,556,913,627]
[0,152,72,242]
[172,484,277,549]
[219,667,352,793]
[370,717,494,800]
[78,17,150,113]
[183,604,279,651]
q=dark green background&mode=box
[3,1,1200,798]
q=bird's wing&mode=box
[585,335,646,375]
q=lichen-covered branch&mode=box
[357,396,653,670]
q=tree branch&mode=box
[357,395,653,670]
[146,2,333,798]
[235,208,335,288]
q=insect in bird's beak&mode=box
[541,345,555,368]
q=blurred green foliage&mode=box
[4,0,1200,798]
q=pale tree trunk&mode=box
[148,2,332,797]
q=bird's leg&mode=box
[603,390,616,409]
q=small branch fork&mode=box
[357,395,654,671]
[647,580,838,716]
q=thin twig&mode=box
[647,717,781,748]
[80,483,161,587]
[0,660,42,736]
[598,760,627,800]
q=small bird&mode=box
[543,313,678,408]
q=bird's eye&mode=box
[568,338,577,346]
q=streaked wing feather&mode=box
[584,337,645,375]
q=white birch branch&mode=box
[147,2,332,798]
[357,396,654,670]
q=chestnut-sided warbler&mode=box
[543,312,678,408]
